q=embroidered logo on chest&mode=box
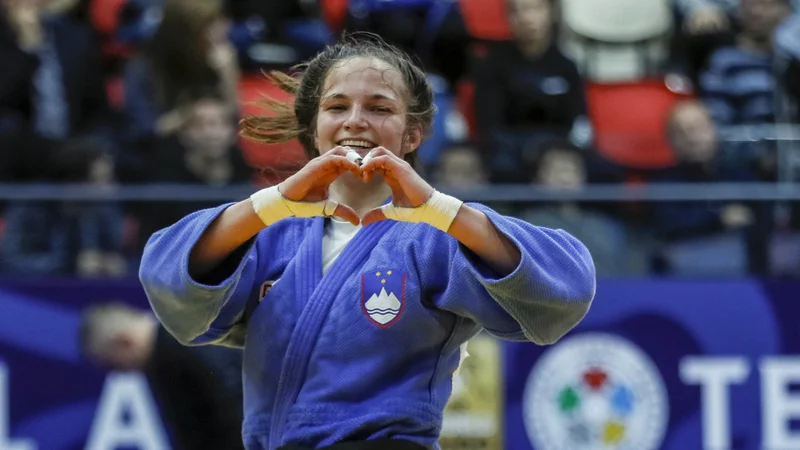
[361,269,406,328]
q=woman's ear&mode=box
[404,126,423,154]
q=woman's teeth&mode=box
[339,140,375,148]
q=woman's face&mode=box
[206,17,230,46]
[537,150,585,189]
[509,0,553,46]
[180,99,236,157]
[314,56,421,159]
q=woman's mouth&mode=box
[338,139,377,153]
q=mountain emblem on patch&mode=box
[361,269,405,328]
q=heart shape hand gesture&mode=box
[252,146,462,231]
[279,147,434,221]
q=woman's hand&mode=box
[358,147,520,274]
[358,147,436,226]
[272,146,362,225]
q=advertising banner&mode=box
[0,279,164,450]
[3,278,800,449]
[504,279,800,450]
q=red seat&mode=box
[587,78,691,169]
[90,0,126,36]
[238,74,307,185]
[458,0,512,41]
[106,75,125,110]
[320,0,350,33]
[89,0,136,60]
[455,78,478,140]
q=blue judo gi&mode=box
[139,202,596,450]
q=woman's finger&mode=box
[333,204,361,226]
[313,155,360,177]
[314,160,358,186]
[325,146,351,157]
[361,207,387,227]
[365,146,398,159]
[360,154,402,183]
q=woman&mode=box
[123,0,239,140]
[139,35,596,450]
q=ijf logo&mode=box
[361,269,405,327]
[523,333,668,450]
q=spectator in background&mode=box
[80,302,245,450]
[123,0,239,142]
[775,10,800,121]
[652,100,757,274]
[53,139,127,277]
[676,0,737,35]
[135,93,253,244]
[471,0,591,183]
[0,136,126,276]
[0,0,115,183]
[670,0,737,83]
[433,143,488,188]
[675,0,798,33]
[698,0,792,177]
[522,141,647,276]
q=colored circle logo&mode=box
[523,333,668,450]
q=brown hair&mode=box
[145,0,225,110]
[240,33,436,170]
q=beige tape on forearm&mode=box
[380,190,463,232]
[249,185,339,226]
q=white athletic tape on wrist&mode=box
[250,185,338,226]
[380,190,463,232]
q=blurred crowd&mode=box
[0,0,799,277]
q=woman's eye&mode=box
[327,105,346,111]
[373,107,392,113]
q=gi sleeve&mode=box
[433,203,596,345]
[138,204,260,347]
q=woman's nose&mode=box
[343,106,368,130]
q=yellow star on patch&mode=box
[381,279,386,284]
[376,272,381,277]
[387,270,393,275]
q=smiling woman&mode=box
[239,38,433,172]
[138,33,597,450]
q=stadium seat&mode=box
[87,0,157,59]
[106,75,125,110]
[237,73,307,185]
[320,0,349,32]
[560,0,673,81]
[587,78,692,169]
[90,0,126,36]
[458,0,512,41]
[455,78,477,140]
